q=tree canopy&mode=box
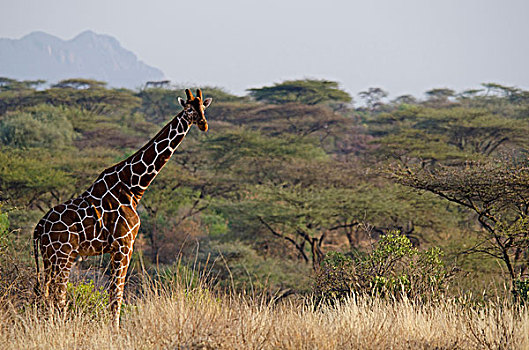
[1,77,529,296]
[247,79,352,106]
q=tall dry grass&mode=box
[1,283,528,350]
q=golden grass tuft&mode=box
[0,284,528,349]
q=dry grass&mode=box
[1,284,528,350]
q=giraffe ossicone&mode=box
[33,88,212,328]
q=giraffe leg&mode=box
[47,252,78,314]
[109,247,132,329]
[42,257,52,300]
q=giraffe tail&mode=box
[33,226,41,296]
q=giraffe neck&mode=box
[86,111,192,205]
[126,111,191,199]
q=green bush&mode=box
[156,263,201,291]
[314,233,452,303]
[0,104,76,148]
[202,211,229,237]
[0,208,8,253]
[514,279,529,304]
[0,207,12,298]
[66,280,109,319]
[313,251,358,302]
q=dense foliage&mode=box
[1,77,528,301]
[314,233,451,303]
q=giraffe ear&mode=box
[178,97,186,108]
[203,98,212,109]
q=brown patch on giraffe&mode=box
[102,193,118,210]
[155,139,170,153]
[177,123,185,134]
[117,187,134,204]
[54,231,72,243]
[47,211,60,222]
[50,242,64,251]
[130,174,140,186]
[118,165,132,183]
[55,248,72,258]
[103,212,119,227]
[142,145,157,165]
[132,161,147,175]
[153,148,172,169]
[41,234,51,246]
[51,222,68,232]
[91,182,107,198]
[69,230,80,247]
[61,210,77,226]
[106,172,119,186]
[71,198,83,206]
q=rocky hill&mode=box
[0,30,164,89]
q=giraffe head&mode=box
[178,89,212,132]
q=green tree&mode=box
[358,87,388,110]
[0,78,45,115]
[206,101,357,155]
[51,78,107,90]
[247,79,352,106]
[395,159,529,291]
[0,77,45,91]
[392,94,417,105]
[137,87,182,124]
[0,150,73,211]
[43,79,140,115]
[139,161,211,263]
[425,88,455,103]
[368,105,529,165]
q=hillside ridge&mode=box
[0,30,164,89]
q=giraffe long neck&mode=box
[125,111,191,200]
[86,111,191,205]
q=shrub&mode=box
[156,263,201,291]
[66,280,109,319]
[0,208,8,255]
[0,207,33,307]
[314,233,452,303]
[0,104,76,149]
[514,279,529,304]
[313,251,358,302]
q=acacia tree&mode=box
[225,180,366,268]
[138,159,215,262]
[424,88,455,105]
[234,178,452,269]
[247,79,352,107]
[358,87,388,110]
[43,79,141,116]
[395,160,529,290]
[368,105,529,166]
[0,78,44,114]
[392,94,417,105]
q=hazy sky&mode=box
[1,0,528,99]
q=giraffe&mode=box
[33,88,212,328]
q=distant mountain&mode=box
[0,30,165,89]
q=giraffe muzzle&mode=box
[197,121,208,132]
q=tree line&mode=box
[1,77,529,297]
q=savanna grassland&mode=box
[2,283,529,349]
[1,78,529,348]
